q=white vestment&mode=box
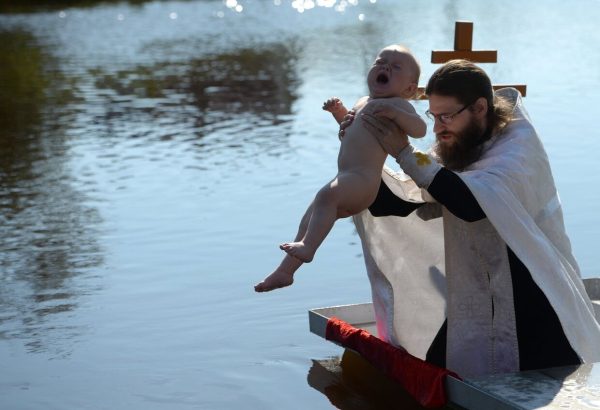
[353,88,600,377]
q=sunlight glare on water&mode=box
[0,0,599,409]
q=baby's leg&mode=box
[281,171,376,263]
[254,202,315,292]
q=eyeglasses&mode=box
[425,103,472,125]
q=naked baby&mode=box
[255,45,426,292]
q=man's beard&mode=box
[433,120,489,171]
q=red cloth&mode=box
[325,317,460,408]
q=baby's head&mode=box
[367,45,420,99]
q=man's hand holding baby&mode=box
[362,111,410,158]
[338,102,410,158]
[338,110,356,140]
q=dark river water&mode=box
[1,0,599,408]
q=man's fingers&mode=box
[373,108,396,120]
[361,114,386,137]
[340,114,355,130]
[362,121,381,137]
[339,119,352,140]
[337,109,357,140]
[373,114,402,135]
[362,113,390,133]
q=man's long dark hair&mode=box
[425,59,513,138]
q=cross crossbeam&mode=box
[415,21,526,99]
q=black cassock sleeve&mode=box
[368,168,485,222]
[367,179,423,217]
[426,168,486,222]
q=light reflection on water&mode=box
[1,0,599,409]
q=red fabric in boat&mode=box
[325,316,460,409]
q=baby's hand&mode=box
[323,97,348,125]
[322,97,345,114]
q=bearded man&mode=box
[344,59,600,378]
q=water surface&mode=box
[1,0,599,408]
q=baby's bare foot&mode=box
[254,268,294,292]
[280,242,315,263]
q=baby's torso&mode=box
[337,96,404,177]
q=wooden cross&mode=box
[415,21,527,99]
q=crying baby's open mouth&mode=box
[376,73,389,84]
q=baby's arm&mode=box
[370,98,427,138]
[323,97,349,124]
